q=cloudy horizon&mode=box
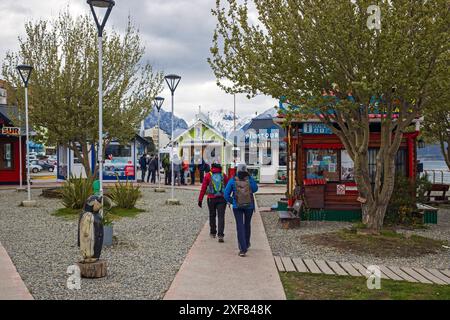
[0,0,277,122]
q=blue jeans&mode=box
[233,208,253,253]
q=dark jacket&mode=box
[149,157,158,171]
[139,156,147,170]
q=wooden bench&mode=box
[426,184,449,204]
[278,211,301,229]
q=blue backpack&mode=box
[207,173,224,196]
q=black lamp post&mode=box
[164,74,181,204]
[154,96,165,191]
[87,0,115,202]
[16,64,34,206]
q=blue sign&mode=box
[302,123,333,135]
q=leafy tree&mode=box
[209,0,449,232]
[2,10,163,178]
[422,94,450,170]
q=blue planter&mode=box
[103,225,113,246]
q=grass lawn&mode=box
[301,228,447,258]
[52,207,145,221]
[281,272,450,300]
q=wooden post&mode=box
[77,260,107,278]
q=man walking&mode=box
[224,163,258,257]
[148,154,158,184]
[139,153,147,182]
[198,163,228,242]
[162,155,171,185]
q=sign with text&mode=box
[1,126,20,136]
[302,123,333,135]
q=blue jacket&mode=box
[224,175,258,210]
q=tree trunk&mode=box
[362,200,387,233]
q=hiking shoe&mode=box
[210,233,216,239]
[238,251,246,257]
[218,237,224,243]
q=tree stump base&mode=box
[77,259,107,278]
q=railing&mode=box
[421,170,450,185]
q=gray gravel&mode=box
[0,188,207,300]
[256,195,450,270]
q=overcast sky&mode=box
[0,0,277,121]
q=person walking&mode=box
[147,155,158,183]
[139,153,148,182]
[198,163,228,242]
[224,163,258,257]
[181,158,189,185]
[189,157,196,185]
[162,155,171,185]
[173,154,182,186]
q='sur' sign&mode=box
[1,127,20,136]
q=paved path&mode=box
[164,205,286,300]
[0,242,33,300]
[275,256,450,285]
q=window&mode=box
[0,142,13,169]
[279,141,287,166]
[306,149,339,180]
[368,148,407,182]
[341,150,355,180]
[105,144,131,158]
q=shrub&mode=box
[385,175,431,226]
[61,175,94,209]
[109,178,141,209]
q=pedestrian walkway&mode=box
[164,205,286,300]
[274,256,450,285]
[0,242,33,300]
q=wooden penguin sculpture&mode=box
[77,195,104,263]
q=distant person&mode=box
[146,154,155,183]
[162,155,171,185]
[181,158,189,185]
[148,155,158,183]
[173,155,182,186]
[224,163,258,257]
[198,163,228,242]
[199,159,206,183]
[139,153,147,182]
[189,157,196,185]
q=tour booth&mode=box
[0,106,26,185]
[274,102,420,222]
[238,112,287,183]
[57,134,150,182]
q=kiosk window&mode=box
[279,141,287,166]
[306,149,338,180]
[105,145,131,158]
[0,143,13,169]
[341,150,355,181]
[368,148,407,182]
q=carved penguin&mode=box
[77,195,104,263]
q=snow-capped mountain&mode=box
[197,108,253,136]
[144,108,188,135]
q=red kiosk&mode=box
[0,105,26,185]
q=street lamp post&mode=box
[154,96,165,193]
[164,74,181,205]
[87,0,115,202]
[16,64,35,206]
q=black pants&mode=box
[190,171,195,185]
[165,170,171,185]
[147,169,156,183]
[199,170,204,183]
[207,197,226,237]
[141,169,147,182]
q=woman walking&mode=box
[224,163,258,257]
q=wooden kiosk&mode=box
[274,113,420,222]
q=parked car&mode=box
[36,160,55,172]
[46,156,57,165]
[27,155,38,161]
[27,162,43,173]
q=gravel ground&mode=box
[256,195,450,270]
[0,188,207,300]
